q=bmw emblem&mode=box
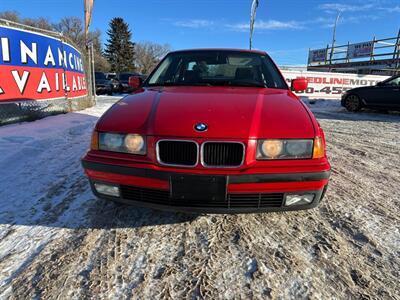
[194,123,208,132]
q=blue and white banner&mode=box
[0,25,87,102]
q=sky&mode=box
[1,0,399,65]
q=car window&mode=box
[386,76,400,86]
[119,73,136,81]
[119,74,133,81]
[147,51,287,89]
[95,72,106,80]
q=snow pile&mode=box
[0,96,120,297]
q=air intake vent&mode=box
[228,193,283,208]
[120,185,284,209]
[157,140,198,166]
[202,142,244,167]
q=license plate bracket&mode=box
[171,174,227,201]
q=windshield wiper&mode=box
[228,81,267,88]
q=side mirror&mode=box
[376,81,384,87]
[128,76,143,89]
[291,78,308,92]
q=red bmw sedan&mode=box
[82,49,331,213]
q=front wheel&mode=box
[344,94,362,112]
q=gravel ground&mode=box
[0,97,399,299]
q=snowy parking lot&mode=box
[0,96,399,299]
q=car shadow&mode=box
[83,198,199,229]
[0,189,199,230]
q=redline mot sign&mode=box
[0,25,87,103]
[282,70,389,99]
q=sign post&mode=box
[329,11,341,70]
[84,0,95,102]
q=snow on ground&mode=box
[0,96,399,299]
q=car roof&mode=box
[169,48,267,55]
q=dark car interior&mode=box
[147,51,288,89]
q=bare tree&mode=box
[53,18,110,70]
[53,17,85,48]
[0,11,20,23]
[0,11,53,31]
[23,17,53,31]
[0,12,110,72]
[90,29,111,72]
[134,42,171,74]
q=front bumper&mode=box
[82,159,330,213]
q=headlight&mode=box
[259,140,284,158]
[257,139,313,160]
[99,132,146,155]
[124,134,145,153]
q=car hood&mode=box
[97,86,315,139]
[346,86,370,93]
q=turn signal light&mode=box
[91,130,99,150]
[313,136,325,159]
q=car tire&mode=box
[344,94,362,112]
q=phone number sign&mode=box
[282,70,389,99]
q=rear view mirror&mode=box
[128,76,143,89]
[291,78,308,92]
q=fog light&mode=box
[94,183,120,197]
[285,194,314,206]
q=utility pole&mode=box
[84,0,96,102]
[249,0,259,50]
[329,11,341,71]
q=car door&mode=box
[355,86,379,107]
[372,76,400,109]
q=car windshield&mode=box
[385,76,400,86]
[146,50,287,89]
